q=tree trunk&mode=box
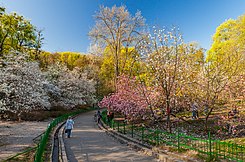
[0,32,9,57]
[114,46,120,91]
[205,106,214,132]
[166,97,171,132]
[17,111,22,121]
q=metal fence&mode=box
[101,110,244,162]
[34,108,91,162]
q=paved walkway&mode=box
[64,110,158,162]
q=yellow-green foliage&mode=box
[59,52,81,69]
[204,14,245,114]
[99,46,142,82]
[99,47,115,81]
[39,51,99,70]
[0,7,38,55]
[207,15,245,74]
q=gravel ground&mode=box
[0,120,50,161]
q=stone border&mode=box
[50,121,67,162]
[58,125,68,162]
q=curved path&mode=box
[63,111,158,162]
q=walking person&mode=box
[65,116,74,138]
[192,102,199,119]
[97,110,102,124]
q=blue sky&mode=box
[1,0,245,53]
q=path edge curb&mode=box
[59,124,68,162]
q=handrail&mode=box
[34,108,92,162]
[101,110,244,162]
[3,146,37,162]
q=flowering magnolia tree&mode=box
[0,52,50,119]
[138,27,186,130]
[98,75,160,120]
[99,27,205,125]
[0,52,97,120]
[45,63,96,108]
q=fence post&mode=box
[35,143,39,161]
[208,131,212,159]
[131,123,134,138]
[231,143,233,159]
[235,144,238,160]
[178,128,180,152]
[117,121,119,132]
[242,146,244,161]
[157,130,160,145]
[123,121,126,134]
[142,127,144,142]
[224,143,226,159]
[228,143,231,159]
[215,140,218,158]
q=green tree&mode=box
[207,15,245,72]
[99,46,141,92]
[0,7,41,56]
[204,14,245,131]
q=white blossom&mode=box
[44,64,96,108]
[0,52,50,114]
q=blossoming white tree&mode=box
[0,52,50,120]
[139,27,187,131]
[45,63,97,108]
[0,52,97,120]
